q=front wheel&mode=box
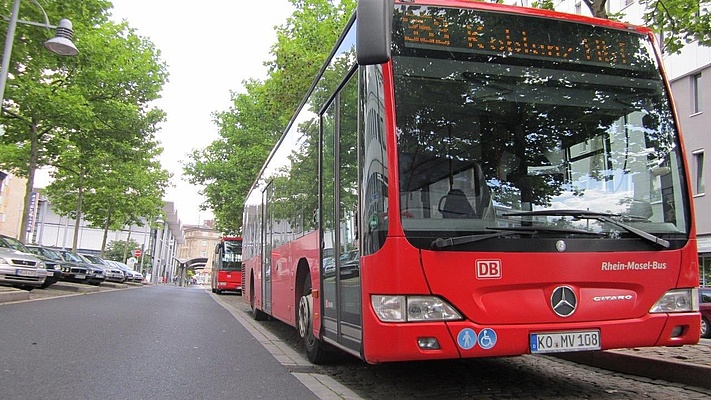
[297,281,331,364]
[702,317,710,339]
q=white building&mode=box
[30,194,184,283]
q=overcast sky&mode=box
[107,0,294,226]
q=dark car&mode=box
[701,288,711,339]
[55,249,106,285]
[0,235,60,289]
[25,245,89,286]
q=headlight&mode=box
[371,295,462,322]
[0,258,8,265]
[37,261,46,269]
[649,289,699,313]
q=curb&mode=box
[50,282,100,293]
[556,350,711,390]
[0,287,30,303]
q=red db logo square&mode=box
[476,259,502,279]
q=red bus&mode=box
[211,236,242,295]
[242,0,700,364]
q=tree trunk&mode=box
[19,121,39,243]
[72,173,84,252]
[584,0,609,19]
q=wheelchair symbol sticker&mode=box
[457,328,478,350]
[478,328,497,350]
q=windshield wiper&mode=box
[431,229,535,249]
[502,209,670,249]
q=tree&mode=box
[184,0,356,234]
[104,239,142,262]
[580,0,711,53]
[643,0,711,53]
[0,1,169,244]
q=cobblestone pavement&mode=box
[558,338,711,390]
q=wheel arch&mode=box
[294,257,312,322]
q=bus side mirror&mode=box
[356,0,394,65]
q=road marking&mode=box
[210,292,363,400]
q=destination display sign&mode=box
[398,7,654,70]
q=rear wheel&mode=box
[297,275,331,364]
[702,317,710,338]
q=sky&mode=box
[106,0,295,226]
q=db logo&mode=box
[476,259,502,279]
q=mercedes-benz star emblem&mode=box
[551,286,577,317]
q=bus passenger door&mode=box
[321,73,362,354]
[262,182,273,315]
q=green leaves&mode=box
[184,0,356,234]
[644,0,711,53]
[0,0,168,246]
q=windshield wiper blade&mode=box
[502,210,670,249]
[431,229,535,249]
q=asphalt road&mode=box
[0,285,318,400]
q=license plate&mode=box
[530,330,600,353]
[74,274,86,279]
[16,269,38,277]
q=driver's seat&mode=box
[439,189,476,218]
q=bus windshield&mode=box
[221,240,242,271]
[392,5,689,250]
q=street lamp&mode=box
[152,218,164,284]
[0,0,79,109]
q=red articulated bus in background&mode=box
[211,236,242,295]
[242,0,701,364]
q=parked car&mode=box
[79,253,126,283]
[55,250,106,285]
[25,245,90,284]
[0,235,60,289]
[0,246,48,291]
[105,260,143,283]
[701,288,711,339]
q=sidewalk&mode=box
[557,339,711,390]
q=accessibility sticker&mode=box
[478,328,497,350]
[457,328,478,350]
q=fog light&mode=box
[417,337,440,350]
[670,325,685,337]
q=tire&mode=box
[702,317,710,339]
[297,276,331,364]
[216,289,222,294]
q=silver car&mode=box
[0,247,48,291]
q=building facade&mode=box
[177,222,221,284]
[30,194,184,283]
[0,173,27,238]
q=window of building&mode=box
[694,150,705,195]
[692,73,702,114]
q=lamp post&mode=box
[152,218,164,284]
[0,0,79,109]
